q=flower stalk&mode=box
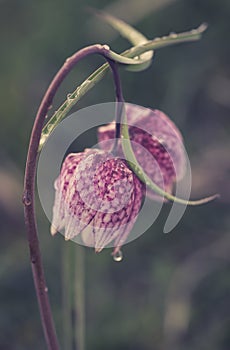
[23,44,131,350]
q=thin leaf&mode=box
[39,23,208,152]
[120,111,219,206]
[93,10,153,71]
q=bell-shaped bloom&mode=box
[97,104,186,200]
[51,149,144,254]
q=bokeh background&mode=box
[0,0,230,349]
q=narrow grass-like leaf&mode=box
[121,111,219,205]
[39,23,208,152]
[93,11,153,71]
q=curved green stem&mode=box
[39,23,207,152]
[121,114,219,205]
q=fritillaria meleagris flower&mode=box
[51,149,144,254]
[98,103,186,200]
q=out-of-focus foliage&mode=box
[0,0,229,349]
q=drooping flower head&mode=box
[97,103,186,200]
[51,149,144,254]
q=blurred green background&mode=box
[0,0,230,349]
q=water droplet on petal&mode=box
[113,249,123,262]
[158,137,165,145]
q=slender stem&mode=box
[108,61,219,205]
[121,120,219,205]
[108,60,125,154]
[74,246,85,350]
[23,44,128,350]
[62,243,73,350]
[39,23,207,151]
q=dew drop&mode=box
[158,137,165,144]
[80,80,90,90]
[67,93,74,101]
[22,191,31,206]
[47,124,53,131]
[103,44,110,50]
[113,249,123,262]
[44,287,48,293]
[169,32,177,38]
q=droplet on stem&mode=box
[169,32,177,38]
[67,93,73,101]
[22,191,31,206]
